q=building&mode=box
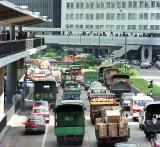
[8,0,61,28]
[61,0,160,35]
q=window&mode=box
[75,25,79,28]
[95,25,99,29]
[157,1,160,7]
[128,13,136,20]
[90,14,94,20]
[156,13,160,19]
[151,1,156,7]
[106,13,110,20]
[117,13,121,20]
[66,14,69,20]
[132,25,136,30]
[101,2,104,8]
[144,25,148,30]
[86,2,90,8]
[71,3,74,8]
[128,25,132,30]
[80,25,83,29]
[106,2,110,8]
[121,25,125,30]
[139,25,143,30]
[139,13,143,19]
[80,2,83,8]
[111,13,115,20]
[100,25,104,29]
[133,1,137,8]
[66,3,70,9]
[96,13,104,20]
[117,1,121,8]
[116,25,121,30]
[91,2,94,8]
[128,1,132,8]
[80,14,84,19]
[144,13,148,20]
[75,14,79,20]
[144,2,148,8]
[111,2,115,8]
[122,2,126,8]
[66,25,69,28]
[150,25,154,30]
[76,3,80,8]
[86,14,89,20]
[151,13,156,20]
[96,2,101,8]
[140,1,144,8]
[85,25,89,29]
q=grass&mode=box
[131,76,160,95]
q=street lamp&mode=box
[124,32,127,74]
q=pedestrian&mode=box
[6,31,10,40]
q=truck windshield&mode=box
[134,100,152,107]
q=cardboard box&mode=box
[96,123,108,137]
[118,123,128,137]
[95,118,103,123]
[105,110,121,123]
[108,123,118,137]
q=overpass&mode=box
[0,1,47,126]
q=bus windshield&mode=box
[134,100,152,107]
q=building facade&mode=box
[8,0,61,28]
[61,0,160,34]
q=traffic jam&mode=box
[13,58,160,147]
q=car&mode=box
[32,106,50,123]
[32,101,49,110]
[140,61,152,69]
[115,143,138,147]
[23,115,46,134]
[138,109,145,130]
[90,81,102,88]
[121,93,135,110]
[151,133,160,147]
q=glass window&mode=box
[144,13,148,20]
[140,1,144,8]
[86,13,89,20]
[75,25,79,28]
[90,25,93,29]
[85,25,89,29]
[96,2,100,8]
[106,13,110,20]
[151,1,156,7]
[132,25,136,30]
[66,14,69,20]
[157,1,160,7]
[76,3,79,8]
[121,25,125,30]
[106,2,110,8]
[90,14,94,20]
[117,1,121,8]
[80,13,84,19]
[96,14,99,20]
[116,25,121,30]
[111,13,115,20]
[144,2,148,8]
[133,1,137,8]
[128,1,132,8]
[67,3,70,9]
[128,13,132,20]
[127,25,132,30]
[110,25,114,30]
[150,25,154,30]
[151,13,156,20]
[139,13,143,19]
[122,2,126,8]
[111,2,115,8]
[70,14,74,20]
[95,25,99,29]
[139,25,143,30]
[75,14,79,20]
[101,2,104,8]
[100,13,104,19]
[144,25,148,30]
[91,2,94,8]
[100,25,104,29]
[80,2,83,8]
[117,13,121,20]
[80,25,83,29]
[86,2,90,8]
[71,3,74,8]
[66,25,69,28]
[156,13,160,19]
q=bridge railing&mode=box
[0,38,45,58]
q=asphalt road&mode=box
[0,83,152,147]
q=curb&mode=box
[0,125,11,142]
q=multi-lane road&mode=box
[1,68,160,147]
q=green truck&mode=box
[54,100,86,145]
[33,76,57,108]
[83,69,99,90]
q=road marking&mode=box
[41,126,48,147]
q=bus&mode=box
[130,93,153,121]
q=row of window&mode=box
[66,13,160,20]
[66,1,160,9]
[66,24,160,30]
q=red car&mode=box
[32,106,50,123]
[23,115,46,134]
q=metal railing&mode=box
[0,38,45,58]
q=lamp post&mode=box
[124,32,127,74]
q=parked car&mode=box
[115,143,138,147]
[23,115,46,134]
[32,106,50,123]
[151,133,160,147]
[121,93,135,110]
[140,62,152,69]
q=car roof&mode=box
[144,101,160,110]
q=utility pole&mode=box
[124,32,127,74]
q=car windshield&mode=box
[27,116,44,122]
[33,108,49,113]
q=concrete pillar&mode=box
[17,59,25,81]
[10,25,15,40]
[6,62,17,104]
[141,46,152,62]
[18,26,22,32]
[0,67,4,119]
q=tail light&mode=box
[133,109,140,113]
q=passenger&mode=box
[152,115,157,124]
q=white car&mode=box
[140,62,152,69]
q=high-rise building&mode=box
[61,0,160,34]
[8,0,61,28]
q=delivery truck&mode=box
[95,107,130,146]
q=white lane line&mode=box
[41,126,49,147]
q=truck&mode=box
[95,107,130,146]
[103,68,119,88]
[33,76,57,108]
[54,100,86,145]
[143,101,160,140]
[89,93,119,124]
[83,69,99,90]
[110,74,131,100]
[97,64,113,84]
[70,65,83,83]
